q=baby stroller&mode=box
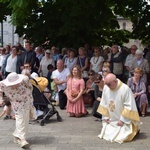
[30,77,62,126]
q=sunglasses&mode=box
[46,53,50,55]
[102,70,108,72]
[94,81,100,84]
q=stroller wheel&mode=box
[39,120,45,126]
[57,115,62,122]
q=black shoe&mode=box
[3,116,12,120]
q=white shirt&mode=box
[0,54,6,67]
[124,54,136,68]
[5,55,17,72]
[52,68,70,92]
[40,56,55,77]
[64,57,77,70]
[90,56,104,72]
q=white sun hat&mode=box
[31,72,39,78]
[2,72,25,86]
[135,49,143,55]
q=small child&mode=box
[99,62,111,79]
[47,64,54,91]
[0,98,15,120]
[102,61,110,70]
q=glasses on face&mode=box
[46,53,50,55]
[102,70,108,73]
[94,51,98,53]
[105,80,116,87]
[130,48,136,50]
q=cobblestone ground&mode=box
[0,106,150,150]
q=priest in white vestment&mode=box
[97,73,140,144]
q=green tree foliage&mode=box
[0,0,149,47]
[112,0,150,44]
[0,1,11,21]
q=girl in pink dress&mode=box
[66,66,88,117]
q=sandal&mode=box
[141,114,146,117]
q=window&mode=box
[122,22,126,30]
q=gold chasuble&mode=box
[97,79,140,144]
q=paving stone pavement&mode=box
[0,106,150,150]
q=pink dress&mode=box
[66,78,87,115]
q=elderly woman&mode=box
[90,46,104,73]
[127,67,148,117]
[130,49,149,83]
[38,49,55,77]
[0,72,36,148]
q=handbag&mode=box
[71,79,78,98]
[83,91,94,106]
[71,90,78,98]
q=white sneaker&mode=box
[20,140,29,148]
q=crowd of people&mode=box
[0,42,150,146]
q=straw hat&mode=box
[2,72,24,86]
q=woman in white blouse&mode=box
[64,49,77,71]
[90,47,104,73]
[3,46,20,77]
[38,49,55,77]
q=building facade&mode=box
[0,16,19,47]
[117,16,143,49]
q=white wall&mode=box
[0,16,19,46]
[117,17,144,49]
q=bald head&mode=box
[105,73,116,82]
[104,73,117,89]
[57,59,64,71]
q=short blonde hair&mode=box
[134,67,143,75]
[103,62,110,68]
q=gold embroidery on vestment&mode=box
[109,100,115,112]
